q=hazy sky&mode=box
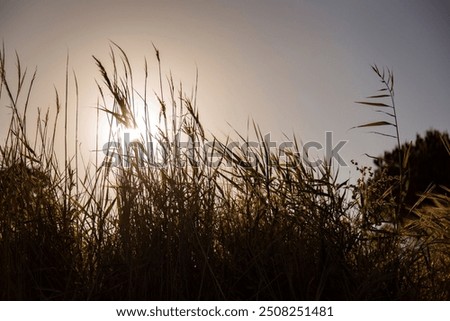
[1,0,449,175]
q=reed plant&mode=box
[0,44,448,300]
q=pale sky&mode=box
[1,0,449,176]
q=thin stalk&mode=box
[74,70,79,196]
[64,52,69,222]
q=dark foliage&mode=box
[1,46,449,300]
[373,130,450,219]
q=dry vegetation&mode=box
[0,44,449,300]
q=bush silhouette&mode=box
[373,130,450,220]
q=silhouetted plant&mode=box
[375,130,450,209]
[0,44,448,300]
[352,65,411,232]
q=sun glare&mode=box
[94,94,163,168]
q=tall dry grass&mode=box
[0,44,448,300]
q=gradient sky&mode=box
[1,0,449,177]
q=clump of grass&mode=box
[0,46,82,299]
[0,44,449,300]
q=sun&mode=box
[107,96,160,143]
[94,97,159,167]
[129,98,161,140]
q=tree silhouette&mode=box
[373,129,450,222]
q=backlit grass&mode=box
[0,45,448,300]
